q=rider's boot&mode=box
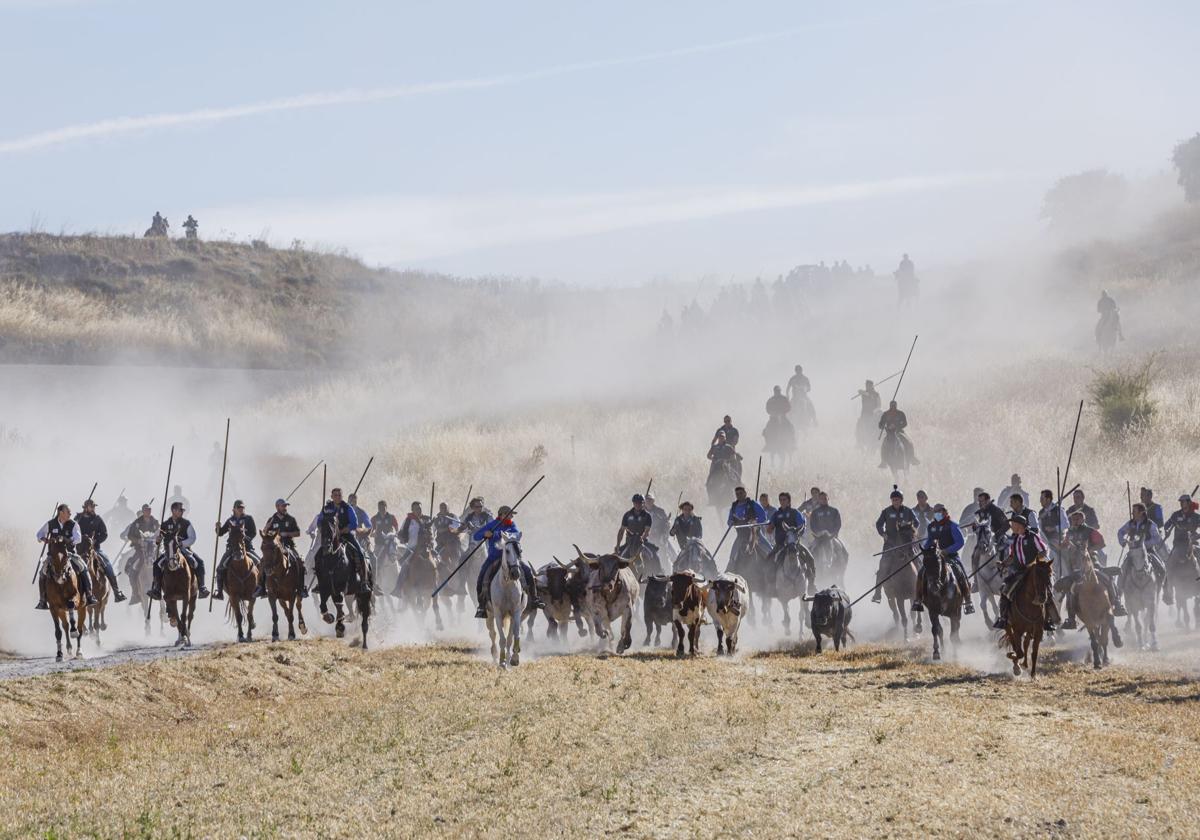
[191,557,211,599]
[1109,616,1124,648]
[297,563,309,598]
[212,566,226,600]
[952,566,975,614]
[1162,579,1174,606]
[1061,598,1078,630]
[474,591,488,619]
[102,565,127,603]
[1109,582,1128,617]
[253,562,267,598]
[36,575,48,610]
[78,567,99,607]
[991,596,1010,630]
[870,572,882,604]
[147,564,163,600]
[911,571,924,612]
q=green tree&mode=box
[1172,133,1200,202]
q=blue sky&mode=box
[1,0,1196,281]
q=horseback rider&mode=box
[76,498,127,602]
[786,365,810,406]
[670,501,704,552]
[1140,487,1164,528]
[997,474,1029,508]
[263,498,307,597]
[147,501,211,600]
[766,386,791,419]
[798,486,822,518]
[871,487,919,604]
[1117,502,1168,599]
[912,503,975,614]
[857,381,882,416]
[1037,489,1068,575]
[400,501,436,555]
[103,494,134,529]
[1058,507,1126,627]
[972,491,1010,561]
[1097,289,1125,340]
[1007,493,1038,534]
[182,215,199,239]
[992,514,1058,631]
[712,415,740,449]
[348,493,372,534]
[167,484,189,512]
[328,489,369,592]
[727,486,767,568]
[461,497,493,559]
[766,492,816,590]
[473,505,541,618]
[707,431,743,485]
[617,494,659,566]
[122,503,159,583]
[35,504,99,610]
[958,487,986,529]
[1162,493,1200,606]
[434,502,463,557]
[644,492,673,560]
[808,491,842,538]
[878,400,919,466]
[212,500,263,600]
[371,500,400,553]
[1070,489,1106,562]
[912,490,934,539]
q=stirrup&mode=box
[35,600,48,610]
[300,586,310,598]
[991,616,1006,630]
[1060,618,1077,630]
[963,602,975,614]
[197,586,211,598]
[1112,603,1128,617]
[911,602,924,612]
[85,594,98,606]
[114,590,127,603]
[212,589,225,600]
[870,594,881,603]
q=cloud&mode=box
[194,172,1006,266]
[0,1,995,154]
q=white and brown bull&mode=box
[706,572,748,656]
[671,570,707,657]
[575,545,639,655]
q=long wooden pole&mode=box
[461,484,473,517]
[321,463,327,507]
[879,335,918,439]
[207,419,230,612]
[431,475,545,598]
[849,370,902,400]
[352,456,375,497]
[146,446,175,622]
[285,460,323,502]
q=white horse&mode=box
[486,535,527,668]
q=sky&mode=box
[0,0,1196,282]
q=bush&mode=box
[1089,358,1157,435]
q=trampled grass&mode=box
[0,639,1197,838]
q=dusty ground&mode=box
[1,635,1197,839]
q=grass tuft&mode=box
[1089,356,1158,436]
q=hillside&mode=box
[0,234,453,368]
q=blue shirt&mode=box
[922,519,965,555]
[728,499,767,527]
[473,518,521,563]
[770,507,806,545]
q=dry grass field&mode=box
[1,637,1198,839]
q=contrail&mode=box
[0,2,995,154]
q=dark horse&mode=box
[918,548,963,661]
[313,518,372,647]
[1004,556,1054,679]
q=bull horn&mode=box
[553,555,568,568]
[572,544,587,563]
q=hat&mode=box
[645,492,656,501]
[1008,513,1028,526]
[140,504,152,512]
[631,494,644,503]
[1067,506,1085,518]
[82,498,96,507]
[679,501,694,510]
[274,498,288,506]
[1180,494,1192,502]
[170,501,185,511]
[233,499,245,508]
[890,485,903,500]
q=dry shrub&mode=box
[1089,356,1158,436]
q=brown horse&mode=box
[880,542,921,641]
[1074,554,1112,669]
[1004,556,1053,679]
[403,543,443,631]
[161,540,198,647]
[82,537,109,645]
[261,530,307,641]
[223,541,259,643]
[43,537,85,661]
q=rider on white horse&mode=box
[473,506,541,619]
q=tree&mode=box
[1172,133,1200,203]
[1040,169,1129,236]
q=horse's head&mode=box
[500,534,522,581]
[45,537,71,583]
[1127,539,1150,572]
[1030,555,1053,604]
[164,538,184,571]
[920,547,941,574]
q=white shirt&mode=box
[37,520,82,544]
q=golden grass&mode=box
[0,639,1197,838]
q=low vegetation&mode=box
[1089,357,1158,436]
[0,640,1197,838]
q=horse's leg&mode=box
[52,611,64,661]
[432,592,444,632]
[781,598,791,636]
[487,613,499,664]
[1149,599,1158,651]
[360,598,370,651]
[510,605,521,666]
[320,589,334,624]
[931,613,941,661]
[1029,632,1041,680]
[234,597,245,642]
[269,596,280,642]
[1008,629,1022,676]
[247,596,255,640]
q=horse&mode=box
[1074,554,1112,669]
[313,522,354,639]
[971,532,1005,628]
[486,534,527,668]
[260,531,307,642]
[1165,537,1200,630]
[674,538,719,580]
[43,537,85,661]
[766,541,811,636]
[622,540,665,581]
[126,529,167,635]
[160,539,197,648]
[435,534,469,618]
[762,414,796,468]
[855,409,882,452]
[402,540,443,632]
[1121,537,1159,651]
[222,536,259,643]
[372,532,404,614]
[1004,555,1053,679]
[1095,311,1120,353]
[810,531,848,588]
[706,457,740,514]
[880,429,910,482]
[918,548,962,661]
[81,537,109,645]
[879,539,921,641]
